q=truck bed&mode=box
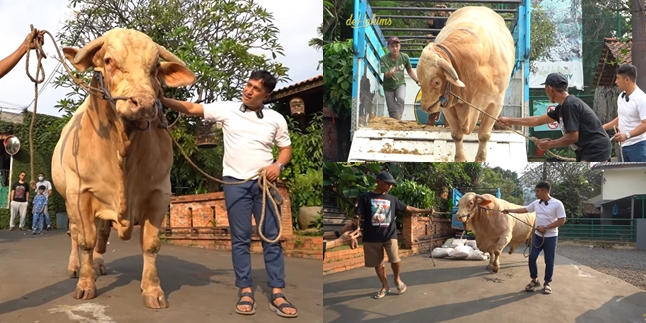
[347,128,528,163]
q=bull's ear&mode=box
[158,62,196,87]
[63,47,95,72]
[479,199,492,206]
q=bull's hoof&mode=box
[142,288,169,309]
[492,266,500,273]
[485,265,493,272]
[67,266,80,278]
[73,281,97,300]
[94,259,108,276]
[454,156,467,162]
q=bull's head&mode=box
[62,28,196,121]
[416,43,465,114]
[455,192,492,228]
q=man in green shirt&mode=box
[380,37,420,120]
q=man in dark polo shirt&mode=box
[355,171,433,299]
[497,73,611,161]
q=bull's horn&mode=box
[74,36,105,64]
[475,194,488,201]
[437,58,465,87]
[157,44,186,66]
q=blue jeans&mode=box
[621,140,646,162]
[529,234,558,283]
[223,176,285,289]
[32,212,44,232]
[43,207,51,227]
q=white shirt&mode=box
[526,197,566,238]
[35,180,52,197]
[203,101,291,180]
[617,86,646,147]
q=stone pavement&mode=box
[0,228,322,323]
[323,246,646,323]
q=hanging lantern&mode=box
[289,97,305,116]
[195,120,220,149]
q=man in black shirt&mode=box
[355,171,433,299]
[8,171,30,230]
[497,73,611,161]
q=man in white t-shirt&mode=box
[35,172,53,231]
[159,70,297,317]
[503,181,566,295]
[603,64,646,162]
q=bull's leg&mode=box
[67,228,80,278]
[450,127,467,162]
[139,213,168,309]
[492,235,512,273]
[69,192,99,299]
[486,247,496,272]
[93,219,111,276]
[475,106,496,162]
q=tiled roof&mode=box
[593,38,632,87]
[591,162,646,169]
[264,75,323,104]
[582,203,601,215]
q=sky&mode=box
[485,160,528,176]
[0,0,322,117]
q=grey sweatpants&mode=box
[9,201,28,228]
[385,84,406,120]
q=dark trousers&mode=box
[223,176,285,289]
[528,234,558,283]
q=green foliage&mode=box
[0,113,65,229]
[529,5,557,74]
[323,39,354,118]
[52,0,289,195]
[323,162,385,216]
[273,113,323,228]
[389,162,484,192]
[389,179,435,213]
[478,166,524,205]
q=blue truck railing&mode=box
[351,0,531,136]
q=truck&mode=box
[347,0,531,163]
[451,187,502,239]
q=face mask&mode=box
[38,177,44,181]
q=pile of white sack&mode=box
[431,238,490,261]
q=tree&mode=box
[631,0,646,88]
[51,0,290,194]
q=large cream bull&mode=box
[52,28,196,308]
[455,193,535,273]
[417,6,515,161]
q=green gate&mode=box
[559,218,636,242]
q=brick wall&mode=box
[164,184,303,255]
[323,215,453,274]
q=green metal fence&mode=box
[559,218,636,242]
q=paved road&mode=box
[323,245,646,323]
[0,228,322,323]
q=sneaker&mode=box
[32,231,37,235]
[9,227,15,231]
[46,227,51,231]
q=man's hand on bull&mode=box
[262,163,281,182]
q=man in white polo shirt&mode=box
[159,70,297,317]
[503,181,566,295]
[603,64,646,162]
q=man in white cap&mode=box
[379,37,420,120]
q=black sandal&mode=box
[525,280,541,291]
[269,293,298,318]
[235,291,256,315]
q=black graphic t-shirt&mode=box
[12,182,29,202]
[546,95,609,151]
[356,192,407,243]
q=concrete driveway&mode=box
[323,246,646,323]
[0,228,322,323]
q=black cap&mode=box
[540,73,568,88]
[376,171,396,185]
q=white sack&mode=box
[442,238,454,248]
[431,247,453,258]
[450,238,467,248]
[466,249,489,261]
[465,240,478,250]
[448,245,472,259]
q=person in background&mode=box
[0,29,45,79]
[380,37,420,120]
[35,172,53,230]
[8,171,30,231]
[426,4,450,41]
[31,185,47,235]
[602,64,646,162]
[502,181,566,295]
